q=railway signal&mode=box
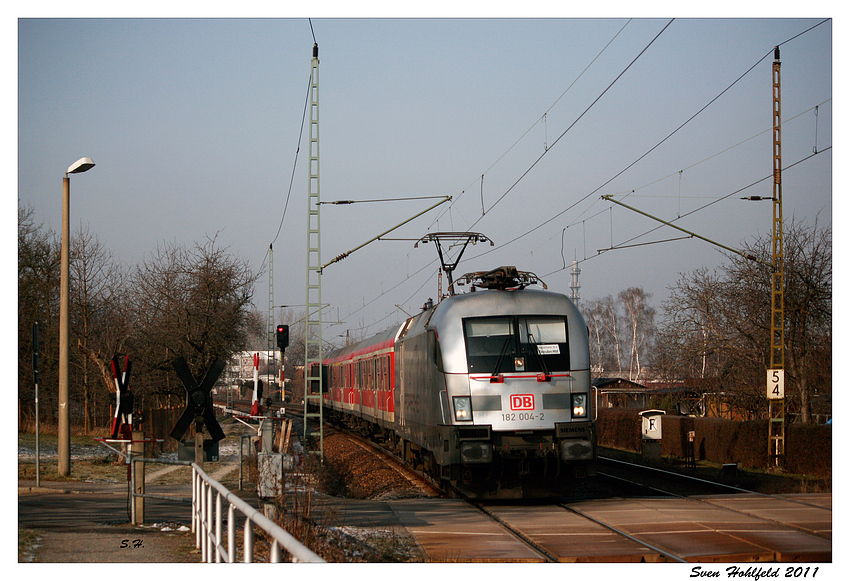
[250,353,264,416]
[276,324,289,351]
[170,357,226,443]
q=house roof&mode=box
[592,377,647,391]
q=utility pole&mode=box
[767,46,785,467]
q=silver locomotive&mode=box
[322,266,596,498]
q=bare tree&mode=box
[600,295,623,376]
[128,235,262,400]
[70,225,130,433]
[582,298,608,375]
[619,287,655,382]
[582,291,656,381]
[657,220,831,423]
[18,206,60,423]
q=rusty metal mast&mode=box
[767,46,785,467]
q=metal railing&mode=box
[191,462,324,563]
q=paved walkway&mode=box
[18,462,246,563]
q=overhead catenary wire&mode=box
[340,20,668,327]
[463,24,830,271]
[263,18,317,271]
[547,145,832,277]
[340,19,706,328]
[431,19,633,227]
[270,73,313,249]
[470,19,675,227]
[332,20,830,334]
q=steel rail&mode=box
[599,455,831,511]
[597,458,831,542]
[470,501,560,563]
[559,503,688,563]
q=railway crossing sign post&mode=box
[109,355,134,439]
[170,357,226,468]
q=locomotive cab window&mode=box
[519,316,570,371]
[464,315,569,374]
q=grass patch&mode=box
[19,528,40,562]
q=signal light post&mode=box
[276,325,289,402]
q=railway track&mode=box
[219,401,831,562]
[596,456,832,542]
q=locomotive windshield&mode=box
[463,315,570,374]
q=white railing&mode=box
[191,462,324,563]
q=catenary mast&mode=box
[767,46,785,466]
[303,42,324,459]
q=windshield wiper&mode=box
[491,334,513,377]
[526,331,550,376]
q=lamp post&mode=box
[58,156,95,476]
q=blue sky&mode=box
[15,14,833,343]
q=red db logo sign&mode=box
[510,394,534,411]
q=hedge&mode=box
[596,407,831,477]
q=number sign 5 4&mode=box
[767,369,785,400]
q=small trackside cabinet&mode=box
[639,409,665,440]
[639,409,665,461]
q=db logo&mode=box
[510,394,534,411]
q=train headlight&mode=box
[453,396,472,422]
[571,393,587,418]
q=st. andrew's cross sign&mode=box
[109,354,134,439]
[169,357,226,442]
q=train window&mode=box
[520,317,567,345]
[464,315,570,373]
[463,317,515,374]
[398,318,414,340]
[519,316,570,371]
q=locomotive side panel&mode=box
[395,320,446,452]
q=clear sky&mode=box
[15,12,833,345]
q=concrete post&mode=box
[58,177,71,477]
[131,430,145,524]
[195,421,204,471]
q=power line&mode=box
[309,18,317,45]
[466,23,828,269]
[471,19,675,226]
[431,19,633,227]
[545,146,832,277]
[331,20,831,330]
[340,19,684,326]
[270,73,312,248]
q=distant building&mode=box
[593,377,651,409]
[225,351,278,384]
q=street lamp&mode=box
[58,156,95,476]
